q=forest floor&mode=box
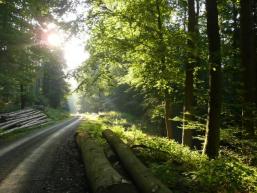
[0,118,89,193]
[1,111,256,193]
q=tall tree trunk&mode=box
[196,0,200,22]
[240,0,255,137]
[232,1,239,65]
[165,98,173,139]
[182,0,197,148]
[155,0,174,139]
[253,1,257,107]
[20,84,26,109]
[230,1,243,128]
[203,0,222,159]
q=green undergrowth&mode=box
[78,112,257,193]
[220,128,257,167]
[44,107,70,121]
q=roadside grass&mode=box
[44,107,70,121]
[0,123,50,143]
[78,112,257,193]
[0,108,70,144]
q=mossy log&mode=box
[102,129,173,193]
[76,132,138,193]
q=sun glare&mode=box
[42,23,89,70]
[42,23,89,90]
[47,33,62,46]
[42,23,64,47]
[47,23,57,30]
[64,38,89,70]
[63,38,89,90]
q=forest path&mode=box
[0,118,89,193]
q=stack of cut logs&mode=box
[0,108,49,135]
[77,129,173,193]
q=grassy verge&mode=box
[0,123,51,143]
[78,112,257,193]
[44,107,70,121]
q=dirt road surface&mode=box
[0,118,89,193]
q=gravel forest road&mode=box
[0,118,89,193]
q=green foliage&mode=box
[194,158,257,193]
[77,0,257,143]
[0,0,71,111]
[78,112,257,193]
[77,0,188,127]
[41,51,69,108]
[44,107,70,121]
[220,128,257,167]
[173,115,206,131]
[78,84,145,118]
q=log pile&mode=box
[77,128,173,193]
[103,129,173,193]
[0,108,49,135]
[76,132,138,193]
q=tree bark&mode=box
[102,129,173,193]
[253,1,257,107]
[164,98,173,139]
[20,84,26,109]
[203,0,222,159]
[232,1,239,65]
[182,0,197,148]
[240,0,255,137]
[76,132,138,193]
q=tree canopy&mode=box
[77,0,257,159]
[0,0,72,111]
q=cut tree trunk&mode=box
[0,108,49,135]
[1,119,48,135]
[102,129,172,193]
[0,109,35,122]
[18,117,48,128]
[0,114,46,130]
[76,132,138,193]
